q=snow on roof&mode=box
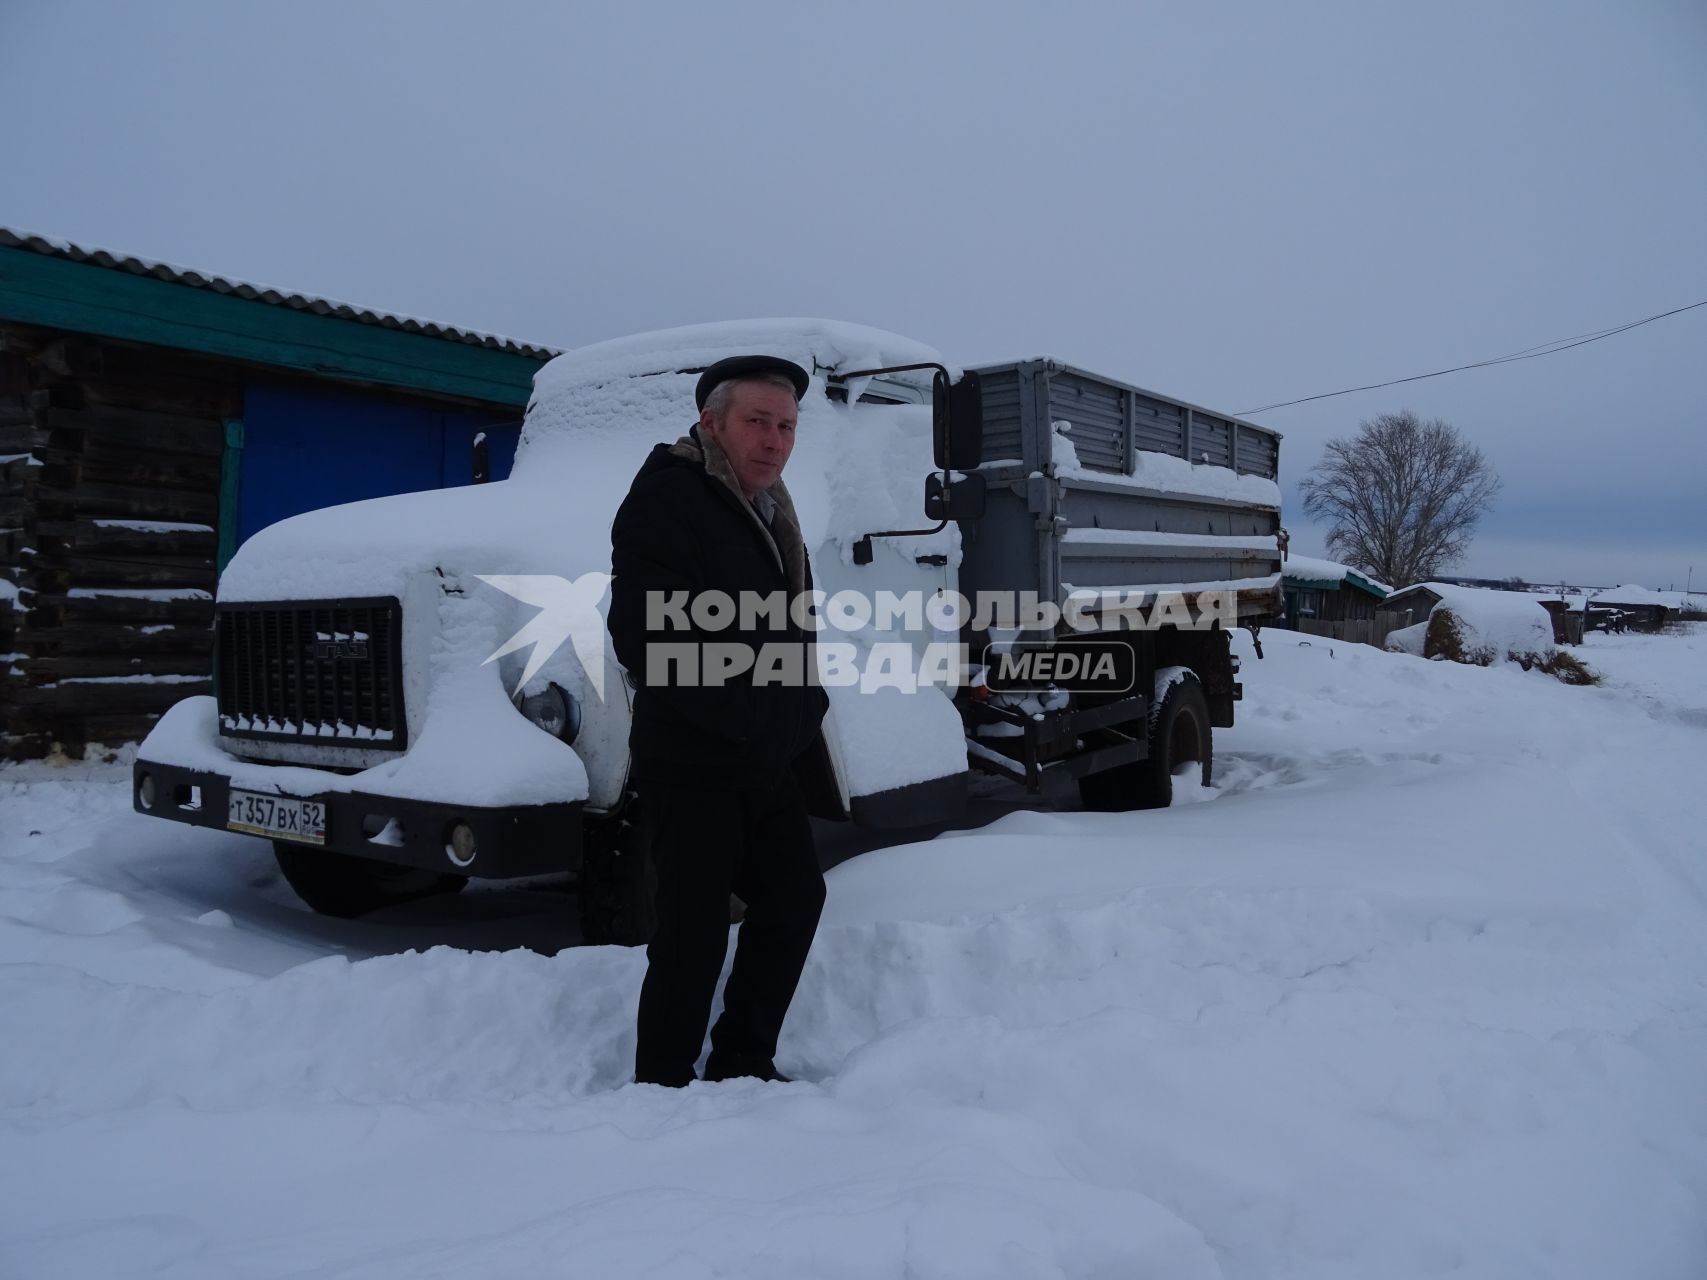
[516,320,953,533]
[0,228,559,360]
[1558,588,1699,612]
[1591,584,1675,608]
[533,318,949,394]
[1381,583,1439,600]
[1281,555,1391,596]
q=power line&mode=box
[1239,298,1707,416]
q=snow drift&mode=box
[5,626,1707,1276]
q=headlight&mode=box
[515,682,580,744]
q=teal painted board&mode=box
[0,246,544,407]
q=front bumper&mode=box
[848,769,969,828]
[132,758,582,879]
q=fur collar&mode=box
[668,426,809,598]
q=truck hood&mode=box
[217,472,634,603]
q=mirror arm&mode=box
[832,361,952,385]
[852,513,951,566]
[833,362,968,564]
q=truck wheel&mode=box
[578,809,657,946]
[272,843,468,918]
[1078,670,1213,812]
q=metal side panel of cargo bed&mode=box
[960,359,1283,622]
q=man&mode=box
[607,354,830,1087]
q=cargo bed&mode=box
[959,358,1283,625]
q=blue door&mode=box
[235,383,520,547]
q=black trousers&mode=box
[633,775,826,1086]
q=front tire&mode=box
[1078,669,1213,812]
[272,843,467,918]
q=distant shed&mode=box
[1589,585,1675,632]
[1375,583,1443,629]
[0,229,558,759]
[1279,554,1390,645]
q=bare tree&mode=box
[1299,410,1500,587]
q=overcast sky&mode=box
[4,0,1703,588]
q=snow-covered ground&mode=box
[4,628,1705,1278]
[1575,624,1707,727]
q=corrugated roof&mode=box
[0,228,559,361]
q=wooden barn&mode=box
[1374,583,1444,632]
[1588,585,1676,633]
[1279,554,1391,645]
[0,230,557,760]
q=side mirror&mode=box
[932,370,984,470]
[925,471,986,522]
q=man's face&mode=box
[702,380,799,498]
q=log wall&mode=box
[1,331,232,758]
[0,320,532,761]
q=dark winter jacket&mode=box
[608,426,829,789]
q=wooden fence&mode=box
[1293,617,1408,649]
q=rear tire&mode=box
[1078,670,1213,812]
[272,843,467,918]
[578,807,657,946]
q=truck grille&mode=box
[215,598,406,750]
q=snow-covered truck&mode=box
[130,320,1283,941]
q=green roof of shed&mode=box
[0,229,559,408]
[1280,554,1391,599]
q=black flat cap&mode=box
[694,354,811,411]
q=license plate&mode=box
[227,789,326,844]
